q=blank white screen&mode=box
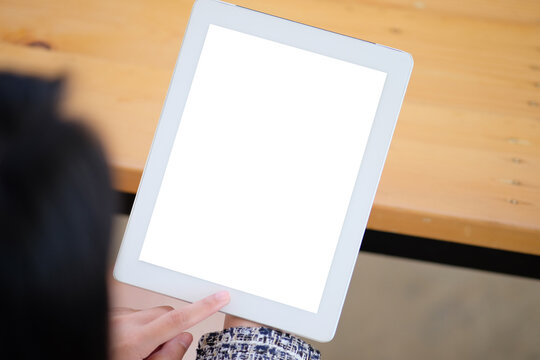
[139,25,386,313]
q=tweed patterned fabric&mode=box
[196,327,321,360]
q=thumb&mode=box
[146,332,193,360]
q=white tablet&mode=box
[114,0,413,342]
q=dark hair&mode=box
[0,73,113,359]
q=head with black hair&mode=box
[0,72,113,359]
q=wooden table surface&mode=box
[1,0,539,255]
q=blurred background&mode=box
[1,0,538,359]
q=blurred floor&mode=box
[110,215,540,360]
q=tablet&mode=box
[114,0,413,342]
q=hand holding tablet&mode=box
[115,0,413,341]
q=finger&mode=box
[141,291,229,351]
[146,333,193,360]
[129,305,174,324]
[110,307,138,315]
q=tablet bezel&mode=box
[114,0,413,342]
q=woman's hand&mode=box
[223,315,262,329]
[110,291,230,360]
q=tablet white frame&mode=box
[114,0,413,342]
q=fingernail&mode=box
[177,332,193,348]
[214,290,230,303]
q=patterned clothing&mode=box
[196,327,321,360]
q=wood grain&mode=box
[0,0,538,254]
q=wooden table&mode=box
[1,0,539,255]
